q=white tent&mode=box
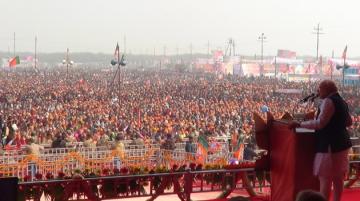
[271,57,303,65]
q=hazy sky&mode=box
[0,0,358,57]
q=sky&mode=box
[0,0,358,57]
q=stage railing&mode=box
[0,142,230,180]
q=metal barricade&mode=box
[0,141,231,180]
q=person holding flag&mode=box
[196,132,209,164]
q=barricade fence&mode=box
[2,141,217,156]
[0,142,230,180]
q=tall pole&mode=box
[261,36,263,66]
[343,52,346,88]
[110,42,121,95]
[313,23,324,72]
[342,64,345,88]
[66,48,69,79]
[258,33,266,76]
[316,24,320,60]
[118,42,121,99]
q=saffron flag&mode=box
[196,135,209,164]
[114,43,120,61]
[233,137,245,160]
[9,56,20,67]
[342,45,347,60]
[234,143,245,160]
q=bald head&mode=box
[296,190,326,201]
[318,80,338,98]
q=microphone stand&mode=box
[292,98,314,121]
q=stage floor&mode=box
[106,188,360,201]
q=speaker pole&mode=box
[117,43,121,100]
[110,65,119,93]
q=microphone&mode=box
[309,93,319,102]
[300,93,317,103]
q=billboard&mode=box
[277,49,296,59]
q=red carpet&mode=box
[332,188,360,201]
[203,188,360,201]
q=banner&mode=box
[277,49,296,59]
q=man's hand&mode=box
[288,121,301,129]
[304,111,315,120]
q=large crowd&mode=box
[1,67,360,152]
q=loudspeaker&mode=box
[111,59,117,66]
[0,177,18,201]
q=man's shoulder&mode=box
[322,97,335,107]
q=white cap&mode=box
[11,124,18,131]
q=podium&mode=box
[268,120,319,201]
[0,177,18,201]
[254,112,319,201]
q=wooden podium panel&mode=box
[0,177,18,201]
[269,120,319,201]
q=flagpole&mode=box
[118,42,121,100]
[342,45,347,89]
[342,55,345,88]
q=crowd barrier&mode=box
[0,142,230,180]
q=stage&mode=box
[112,188,360,201]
